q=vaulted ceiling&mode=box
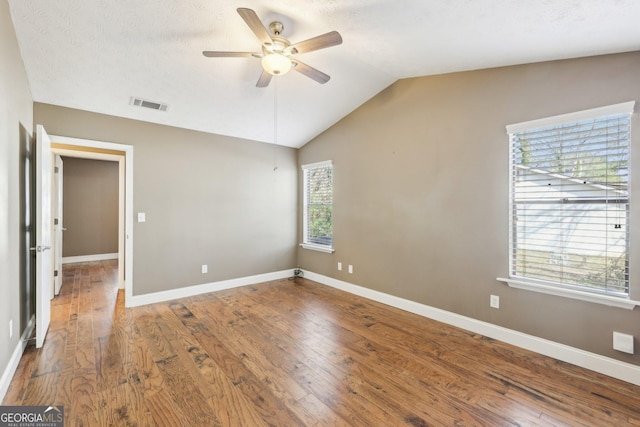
[8,0,640,147]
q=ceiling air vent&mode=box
[130,97,168,112]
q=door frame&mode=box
[49,135,133,304]
[52,154,63,296]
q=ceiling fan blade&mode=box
[292,60,330,84]
[237,8,272,46]
[256,70,272,88]
[202,51,254,57]
[288,31,342,55]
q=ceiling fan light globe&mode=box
[262,53,292,76]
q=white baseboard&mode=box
[0,316,34,402]
[127,269,294,307]
[62,253,118,264]
[303,270,640,386]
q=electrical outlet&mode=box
[9,320,13,339]
[613,332,634,354]
[490,295,500,309]
[338,262,342,271]
[348,265,353,274]
[137,212,146,223]
[201,264,208,274]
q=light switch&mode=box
[138,212,146,223]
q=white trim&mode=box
[62,253,119,264]
[127,269,293,307]
[48,149,123,162]
[497,277,640,310]
[124,145,133,298]
[301,160,332,170]
[304,270,640,386]
[0,316,34,402]
[118,157,125,289]
[50,135,133,305]
[51,135,130,154]
[300,243,335,253]
[506,101,635,134]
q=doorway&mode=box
[31,128,134,348]
[48,135,133,303]
[54,156,120,294]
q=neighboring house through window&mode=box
[505,102,634,299]
[301,161,334,253]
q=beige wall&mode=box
[35,103,298,296]
[62,157,119,257]
[298,51,640,365]
[0,0,34,385]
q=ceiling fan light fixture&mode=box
[262,53,292,75]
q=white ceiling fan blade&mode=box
[292,60,330,84]
[256,70,272,88]
[288,31,342,55]
[202,51,255,57]
[237,8,273,46]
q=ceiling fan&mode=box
[203,8,343,88]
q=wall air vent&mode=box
[130,97,168,112]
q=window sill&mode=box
[496,277,640,310]
[300,243,335,254]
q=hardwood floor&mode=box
[4,261,640,426]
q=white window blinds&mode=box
[302,161,333,249]
[507,102,634,296]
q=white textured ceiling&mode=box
[8,0,640,148]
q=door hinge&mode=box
[54,270,58,277]
[54,166,59,173]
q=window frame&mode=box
[498,101,639,309]
[300,160,335,254]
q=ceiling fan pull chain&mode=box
[273,78,279,170]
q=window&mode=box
[301,161,334,253]
[506,102,634,298]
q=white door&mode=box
[52,155,64,296]
[35,125,53,348]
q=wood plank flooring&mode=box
[4,260,640,425]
